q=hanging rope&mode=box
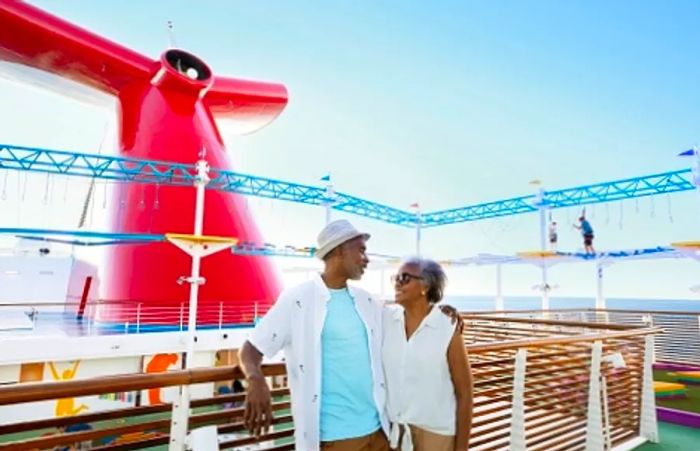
[605,202,610,225]
[102,181,108,209]
[20,173,28,201]
[618,201,624,230]
[138,187,146,211]
[42,173,50,205]
[1,171,8,200]
[667,194,674,223]
[77,119,110,224]
[635,198,640,213]
[153,182,160,210]
[89,179,97,228]
[650,196,656,218]
[63,177,69,203]
[78,179,96,229]
[119,182,126,211]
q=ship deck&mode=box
[639,422,700,450]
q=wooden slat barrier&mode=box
[0,364,291,451]
[460,315,658,450]
[0,316,659,450]
[470,308,700,367]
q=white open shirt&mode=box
[249,273,389,451]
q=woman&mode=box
[383,257,473,451]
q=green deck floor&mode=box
[638,422,700,450]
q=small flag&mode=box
[529,179,542,186]
[320,174,331,182]
[678,149,696,157]
[410,202,419,209]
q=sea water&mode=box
[444,295,700,312]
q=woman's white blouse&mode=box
[382,305,457,440]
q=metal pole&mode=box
[495,264,504,311]
[415,209,422,256]
[538,188,550,311]
[185,157,208,368]
[541,265,550,311]
[595,262,606,309]
[380,268,386,301]
[694,146,700,212]
[170,157,209,450]
[324,182,334,225]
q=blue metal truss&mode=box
[207,171,413,225]
[0,144,413,225]
[420,196,537,227]
[421,168,694,227]
[0,144,199,184]
[543,169,694,209]
[0,144,696,227]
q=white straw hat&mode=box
[315,219,370,260]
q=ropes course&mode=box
[1,143,698,227]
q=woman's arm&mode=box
[447,328,473,451]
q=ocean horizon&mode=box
[443,295,700,313]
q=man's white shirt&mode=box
[248,273,389,451]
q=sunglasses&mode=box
[391,272,423,285]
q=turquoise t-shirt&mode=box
[320,288,381,441]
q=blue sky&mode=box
[1,1,699,301]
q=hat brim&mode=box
[315,232,370,260]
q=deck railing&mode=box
[0,316,660,451]
[0,300,266,336]
[470,309,700,367]
[0,364,291,451]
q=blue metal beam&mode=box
[543,169,694,209]
[0,144,414,225]
[420,196,537,227]
[0,228,164,246]
[420,168,693,227]
[0,144,696,227]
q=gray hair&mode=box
[402,257,447,304]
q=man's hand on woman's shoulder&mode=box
[439,304,465,332]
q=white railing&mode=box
[0,300,268,337]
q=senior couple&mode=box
[239,220,473,451]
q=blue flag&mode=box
[320,174,331,182]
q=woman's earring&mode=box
[421,291,426,296]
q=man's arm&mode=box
[239,341,272,437]
[238,292,293,437]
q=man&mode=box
[239,219,389,450]
[573,216,595,254]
